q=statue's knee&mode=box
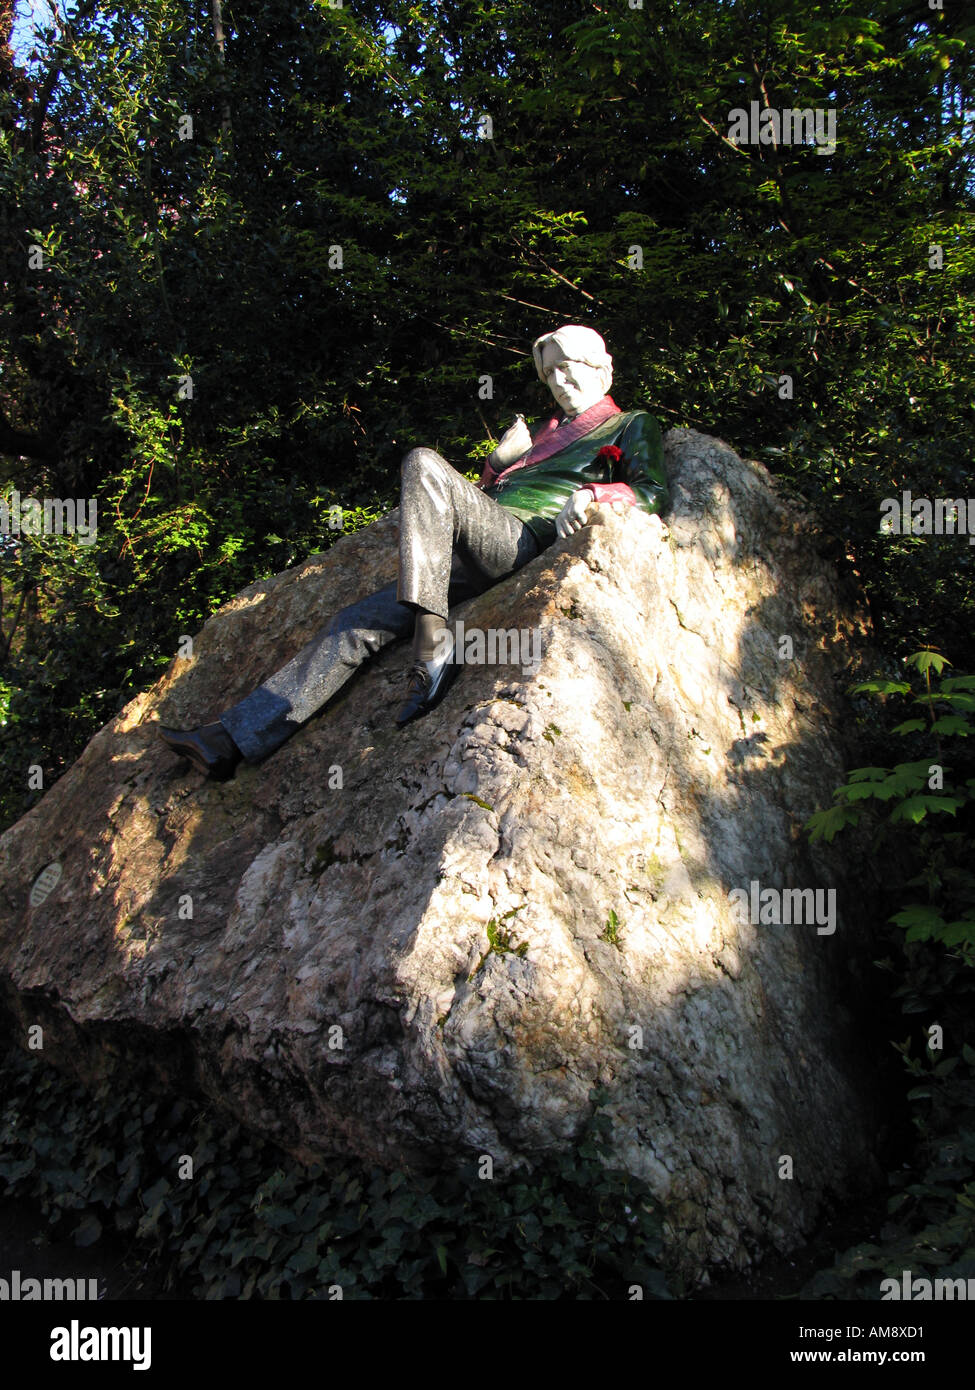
[400,446,445,478]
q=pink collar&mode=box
[492,395,622,483]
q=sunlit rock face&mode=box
[0,429,884,1282]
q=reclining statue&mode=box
[159,324,669,779]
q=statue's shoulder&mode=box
[612,410,665,466]
[614,409,661,435]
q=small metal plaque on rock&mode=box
[29,861,62,908]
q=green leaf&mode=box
[906,651,951,676]
[287,1242,320,1275]
[929,716,972,737]
[73,1214,102,1247]
[890,905,945,938]
[258,1205,297,1230]
[852,681,911,696]
[941,919,975,946]
[142,1177,170,1207]
[842,781,891,802]
[889,795,962,824]
[806,804,860,843]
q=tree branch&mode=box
[27,0,100,155]
[0,580,31,670]
[211,0,232,137]
[508,234,605,305]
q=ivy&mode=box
[0,1048,671,1300]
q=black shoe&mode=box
[395,650,459,728]
[158,721,242,780]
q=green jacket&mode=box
[483,409,669,547]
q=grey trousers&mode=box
[220,448,540,761]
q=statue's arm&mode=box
[478,414,534,487]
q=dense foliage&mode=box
[0,1049,669,1299]
[800,652,975,1293]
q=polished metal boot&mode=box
[395,633,459,727]
[158,721,243,780]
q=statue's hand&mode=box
[487,414,533,471]
[555,488,595,539]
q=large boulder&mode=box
[0,429,883,1281]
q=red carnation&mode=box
[597,445,623,462]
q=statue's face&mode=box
[538,342,607,418]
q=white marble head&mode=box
[532,325,613,417]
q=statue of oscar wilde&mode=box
[160,325,669,779]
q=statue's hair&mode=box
[532,325,613,390]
